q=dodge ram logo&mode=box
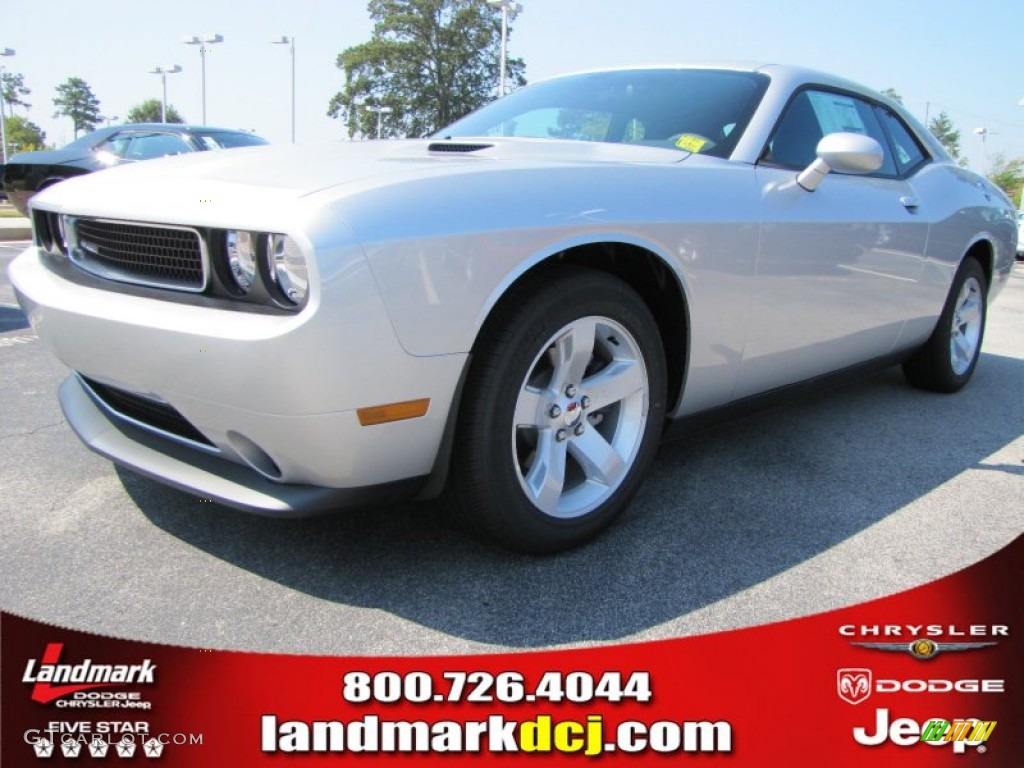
[838,668,872,705]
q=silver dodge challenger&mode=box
[10,64,1017,552]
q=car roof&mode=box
[60,124,262,151]
[108,123,258,133]
[537,62,890,100]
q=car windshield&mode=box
[437,69,769,158]
[194,132,269,150]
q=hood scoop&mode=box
[427,141,493,154]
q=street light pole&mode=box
[973,127,997,173]
[1019,99,1024,208]
[183,34,223,124]
[498,4,508,96]
[485,0,522,96]
[0,47,15,165]
[363,105,393,140]
[147,65,182,123]
[270,36,296,142]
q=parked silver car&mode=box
[10,64,1016,552]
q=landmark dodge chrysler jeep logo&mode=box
[22,644,156,704]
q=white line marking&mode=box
[0,334,37,347]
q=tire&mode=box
[451,267,668,553]
[903,257,987,393]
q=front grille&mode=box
[70,218,207,292]
[32,209,57,252]
[80,375,214,448]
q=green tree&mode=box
[52,77,101,138]
[928,112,964,164]
[987,154,1024,207]
[327,0,526,139]
[550,110,612,141]
[880,87,903,105]
[3,114,47,152]
[126,98,185,124]
[1,71,31,116]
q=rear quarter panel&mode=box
[900,163,1016,347]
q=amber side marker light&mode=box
[357,398,430,426]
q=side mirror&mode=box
[796,133,884,192]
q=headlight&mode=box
[267,234,308,305]
[226,230,257,293]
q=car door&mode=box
[734,88,931,398]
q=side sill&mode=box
[663,352,909,441]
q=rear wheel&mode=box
[903,258,987,393]
[451,267,667,553]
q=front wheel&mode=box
[451,268,667,553]
[903,258,987,393]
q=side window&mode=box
[765,89,896,176]
[96,134,132,158]
[125,133,192,160]
[764,92,824,168]
[878,108,928,175]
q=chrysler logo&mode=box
[850,639,997,660]
[837,668,872,705]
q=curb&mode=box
[0,221,32,241]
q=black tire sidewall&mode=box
[904,258,987,393]
[454,268,667,552]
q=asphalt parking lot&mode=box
[1,240,1022,655]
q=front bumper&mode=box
[59,375,428,514]
[11,243,467,514]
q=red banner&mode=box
[3,535,1021,765]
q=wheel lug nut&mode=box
[574,423,585,436]
[549,405,562,419]
[556,429,569,442]
[565,385,577,397]
[580,395,591,409]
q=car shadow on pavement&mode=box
[128,352,1024,649]
[0,305,29,333]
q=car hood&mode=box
[29,138,693,234]
[38,138,689,199]
[7,147,93,166]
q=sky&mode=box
[3,0,1022,175]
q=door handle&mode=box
[900,196,920,211]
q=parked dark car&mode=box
[2,124,268,215]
